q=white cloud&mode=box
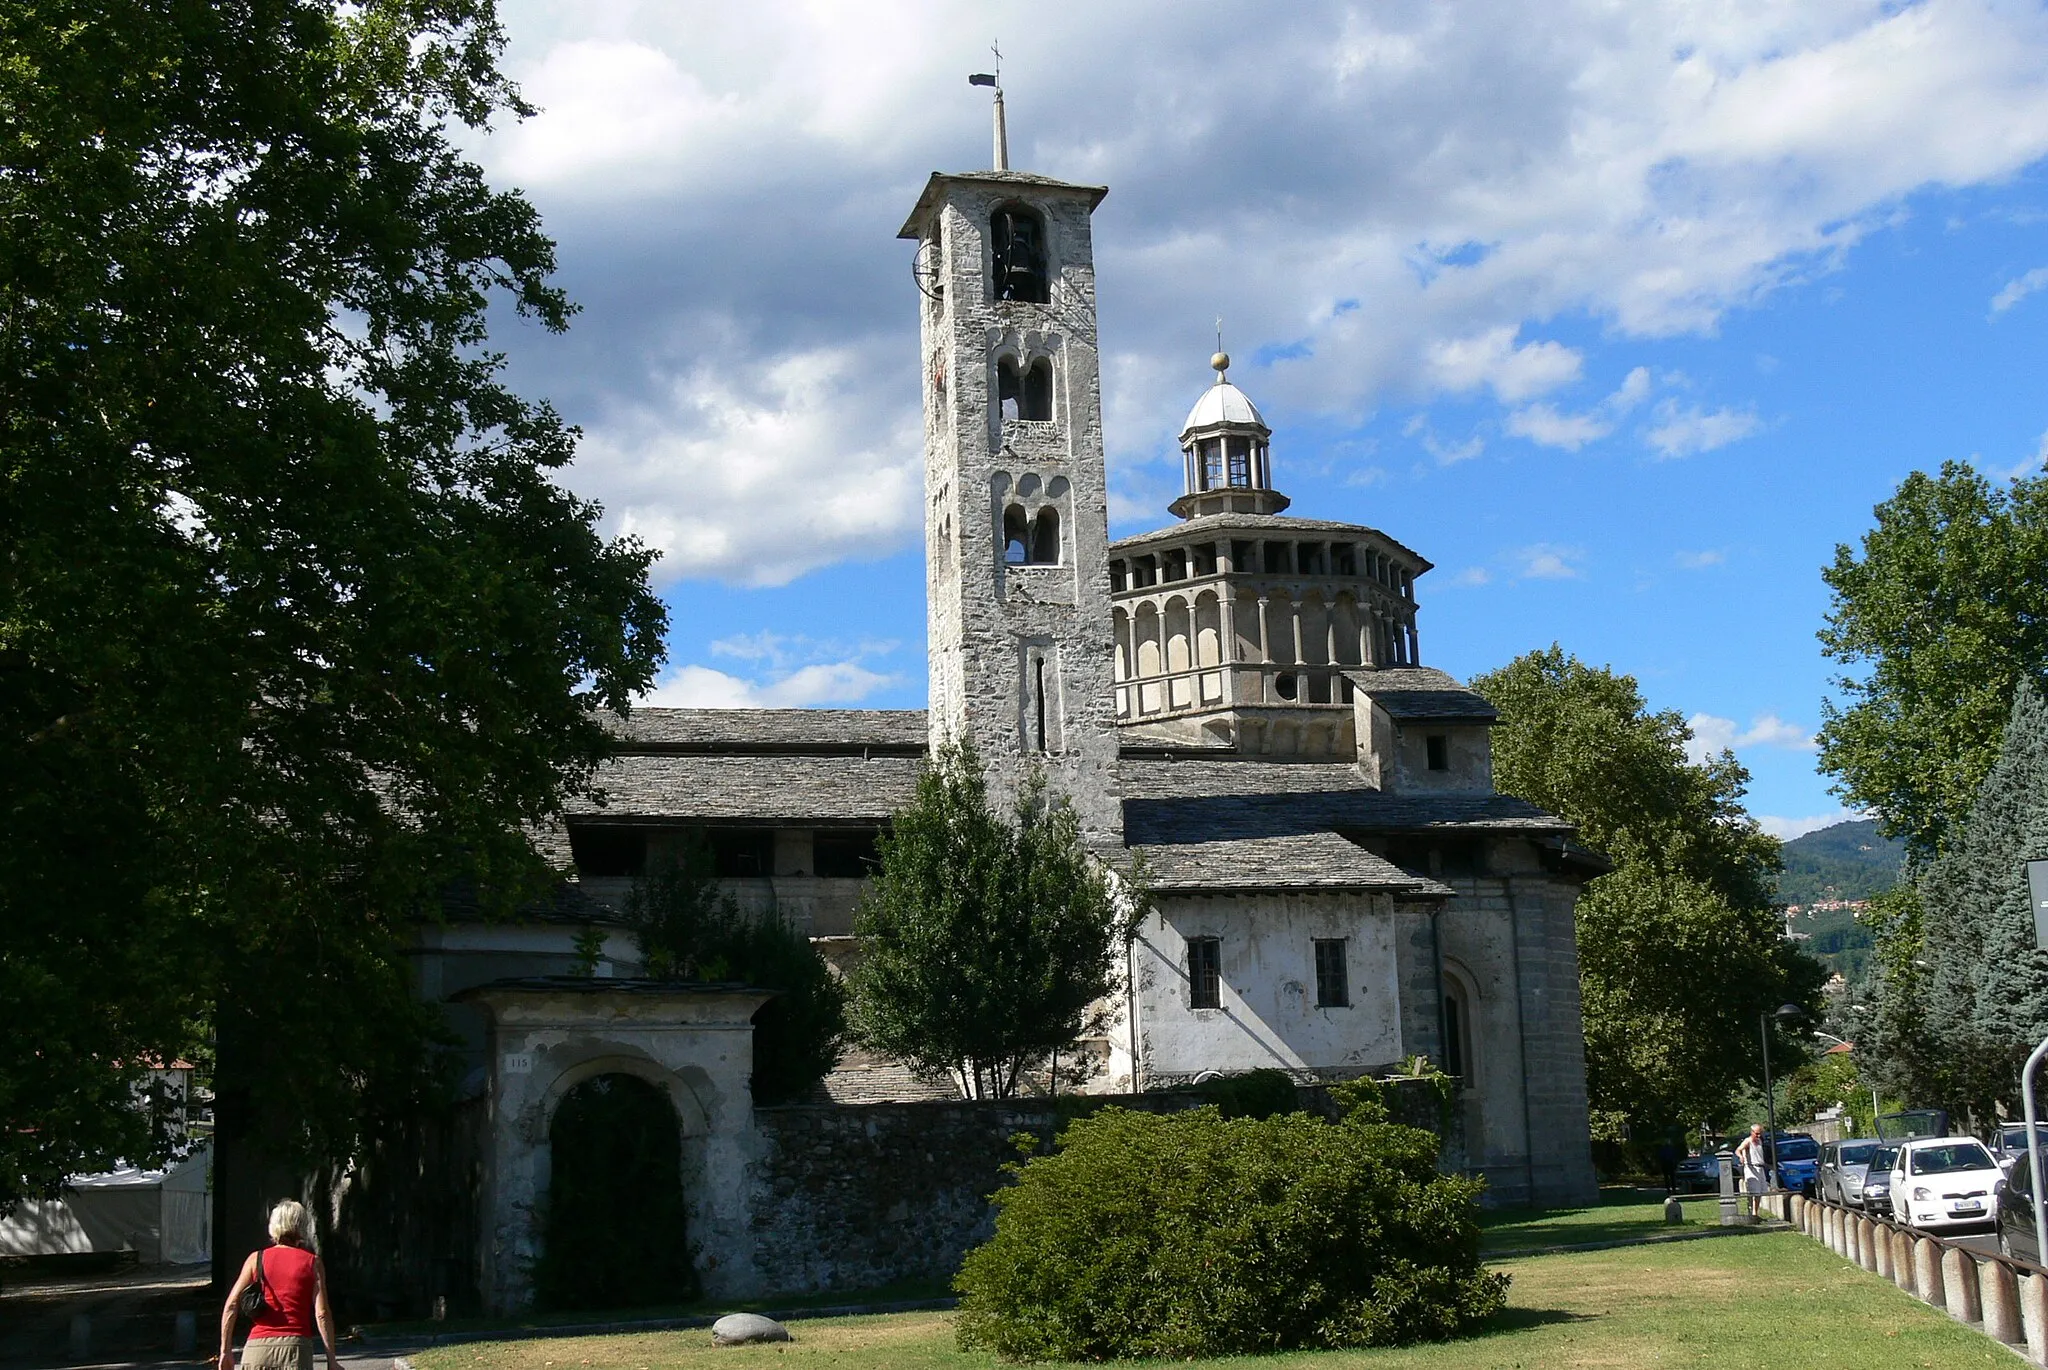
[1511,544,1584,580]
[1992,266,2048,314]
[1674,548,1727,569]
[1428,327,1584,403]
[1756,812,1859,842]
[577,344,922,587]
[475,0,2048,584]
[1505,366,1654,451]
[1451,566,1493,587]
[639,660,897,708]
[1686,711,1818,764]
[1646,402,1764,459]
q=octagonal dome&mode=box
[1179,380,1268,440]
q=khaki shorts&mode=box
[242,1338,316,1370]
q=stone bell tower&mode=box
[898,164,1121,846]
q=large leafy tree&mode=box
[1472,647,1823,1144]
[1,0,665,1201]
[848,744,1131,1099]
[1817,461,2048,859]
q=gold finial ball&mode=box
[1211,351,1231,373]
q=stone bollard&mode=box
[1913,1236,1947,1308]
[1823,1205,1837,1252]
[1858,1216,1879,1273]
[1944,1247,1983,1323]
[1893,1228,1917,1291]
[1983,1258,2024,1345]
[68,1315,89,1362]
[1874,1219,1894,1280]
[2023,1270,2048,1364]
[173,1310,196,1354]
[1847,1213,1863,1266]
[1663,1195,1684,1225]
[1791,1194,1804,1231]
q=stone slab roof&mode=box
[607,708,926,753]
[1129,826,1451,897]
[1348,667,1499,723]
[1109,514,1430,571]
[573,752,922,823]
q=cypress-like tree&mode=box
[847,743,1132,1099]
[1913,680,2048,1118]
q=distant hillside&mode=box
[1776,819,1903,980]
[1777,819,1903,905]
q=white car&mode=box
[1890,1136,2005,1231]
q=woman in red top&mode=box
[218,1200,342,1370]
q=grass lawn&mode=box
[1479,1184,1718,1253]
[412,1231,2002,1370]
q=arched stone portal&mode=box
[535,1073,694,1310]
[459,978,773,1313]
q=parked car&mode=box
[1674,1152,1721,1193]
[1771,1133,1821,1196]
[1862,1144,1899,1215]
[1818,1137,1881,1205]
[1889,1135,2004,1232]
[1990,1124,2048,1173]
[1996,1150,2040,1262]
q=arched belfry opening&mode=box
[1031,506,1060,564]
[996,357,1053,423]
[1003,504,1029,563]
[534,1073,694,1311]
[990,204,1049,303]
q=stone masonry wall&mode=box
[745,1080,1460,1297]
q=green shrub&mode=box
[1189,1067,1303,1119]
[954,1105,1505,1361]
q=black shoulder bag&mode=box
[237,1247,272,1321]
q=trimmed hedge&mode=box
[955,1103,1503,1361]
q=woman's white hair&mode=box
[267,1198,311,1246]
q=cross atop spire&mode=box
[968,45,1008,171]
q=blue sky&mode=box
[477,1,2048,837]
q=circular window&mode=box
[1274,672,1298,700]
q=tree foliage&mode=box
[626,836,847,1106]
[847,743,1131,1099]
[954,1101,1504,1361]
[1818,461,2048,859]
[1,0,665,1199]
[1868,682,2048,1121]
[1472,647,1822,1144]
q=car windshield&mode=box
[2002,1127,2046,1150]
[1910,1142,1995,1174]
[1870,1148,1898,1172]
[1840,1143,1878,1165]
[1775,1139,1819,1161]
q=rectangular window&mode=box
[1188,937,1222,1009]
[1227,438,1252,487]
[1426,734,1450,771]
[709,828,776,877]
[813,829,880,878]
[1202,439,1224,489]
[569,825,648,878]
[1314,939,1349,1008]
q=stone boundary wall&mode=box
[745,1080,1460,1296]
[1793,1193,2041,1360]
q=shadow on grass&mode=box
[1481,1306,1596,1333]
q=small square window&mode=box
[1314,939,1349,1008]
[1426,734,1450,771]
[1188,937,1222,1010]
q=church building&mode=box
[346,147,1604,1314]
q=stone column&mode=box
[1912,1235,1946,1307]
[1220,594,1239,705]
[1892,1228,1916,1291]
[1874,1220,1894,1280]
[1845,1212,1860,1265]
[1942,1247,1982,1322]
[1858,1216,1879,1272]
[2023,1270,2048,1364]
[1983,1258,2024,1345]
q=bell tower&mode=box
[899,166,1121,845]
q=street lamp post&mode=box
[1761,1003,1805,1190]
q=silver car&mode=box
[1819,1137,1881,1205]
[1861,1145,1900,1215]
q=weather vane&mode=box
[968,41,1008,171]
